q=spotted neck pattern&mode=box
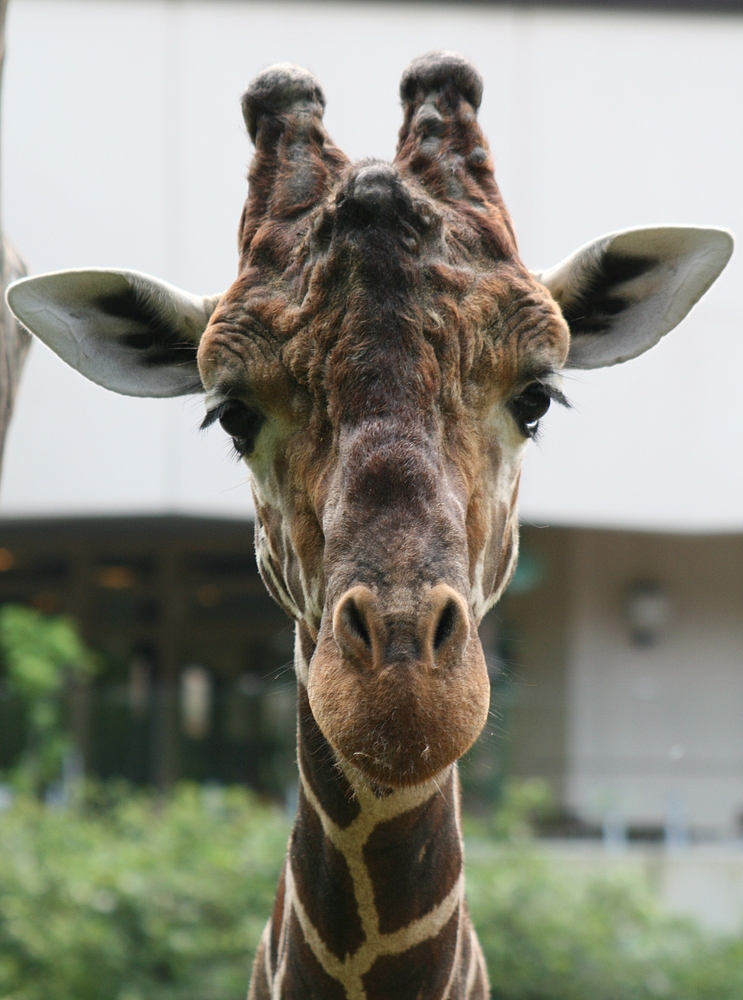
[247,629,489,1000]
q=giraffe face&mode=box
[197,56,569,788]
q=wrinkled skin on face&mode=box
[197,55,569,788]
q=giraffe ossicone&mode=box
[8,50,733,1000]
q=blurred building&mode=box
[0,515,296,794]
[506,527,743,841]
[0,0,741,834]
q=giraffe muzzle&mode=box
[308,581,490,788]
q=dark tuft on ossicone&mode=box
[241,63,326,143]
[400,52,483,112]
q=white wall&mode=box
[565,530,743,835]
[1,0,742,527]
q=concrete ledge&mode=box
[537,840,743,933]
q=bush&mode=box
[467,843,743,1000]
[0,782,742,1000]
[0,785,288,1000]
[0,604,97,796]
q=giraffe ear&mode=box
[535,226,734,369]
[6,269,223,397]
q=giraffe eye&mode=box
[509,383,552,438]
[203,399,265,455]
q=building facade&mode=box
[506,527,743,839]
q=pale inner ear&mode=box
[6,269,222,397]
[535,226,734,370]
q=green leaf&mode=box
[0,605,96,699]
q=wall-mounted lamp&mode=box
[181,664,212,739]
[625,580,671,648]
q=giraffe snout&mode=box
[332,583,470,673]
[309,578,489,785]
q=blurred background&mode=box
[0,0,742,993]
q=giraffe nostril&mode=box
[333,586,379,664]
[344,598,372,650]
[433,599,458,652]
[427,585,470,666]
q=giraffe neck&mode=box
[248,630,489,1000]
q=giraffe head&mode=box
[8,53,732,789]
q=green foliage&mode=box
[0,605,97,795]
[467,845,743,1000]
[0,784,289,1000]
[465,780,743,999]
[0,604,94,699]
[463,778,554,842]
[0,782,741,1000]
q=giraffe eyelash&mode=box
[539,382,571,412]
[200,399,266,456]
[200,405,224,430]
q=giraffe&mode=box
[7,52,732,1000]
